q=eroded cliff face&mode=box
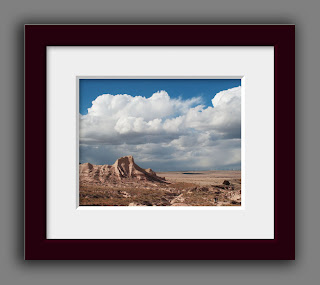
[80,156,166,185]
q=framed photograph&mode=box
[25,25,295,260]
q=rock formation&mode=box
[80,155,166,185]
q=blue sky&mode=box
[79,79,241,115]
[79,79,241,171]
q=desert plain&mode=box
[79,155,241,206]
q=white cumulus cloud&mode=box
[79,86,241,170]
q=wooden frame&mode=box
[25,25,295,260]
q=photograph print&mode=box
[79,78,242,206]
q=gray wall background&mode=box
[0,0,318,284]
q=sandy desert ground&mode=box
[79,157,241,206]
[157,170,241,186]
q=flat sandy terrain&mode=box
[157,170,241,186]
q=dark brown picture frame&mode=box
[25,25,295,260]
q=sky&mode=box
[79,79,241,171]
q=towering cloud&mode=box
[80,86,241,171]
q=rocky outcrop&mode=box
[80,156,166,185]
[223,180,230,186]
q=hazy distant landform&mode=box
[80,156,241,206]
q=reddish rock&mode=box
[80,156,166,185]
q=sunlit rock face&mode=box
[79,156,166,185]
